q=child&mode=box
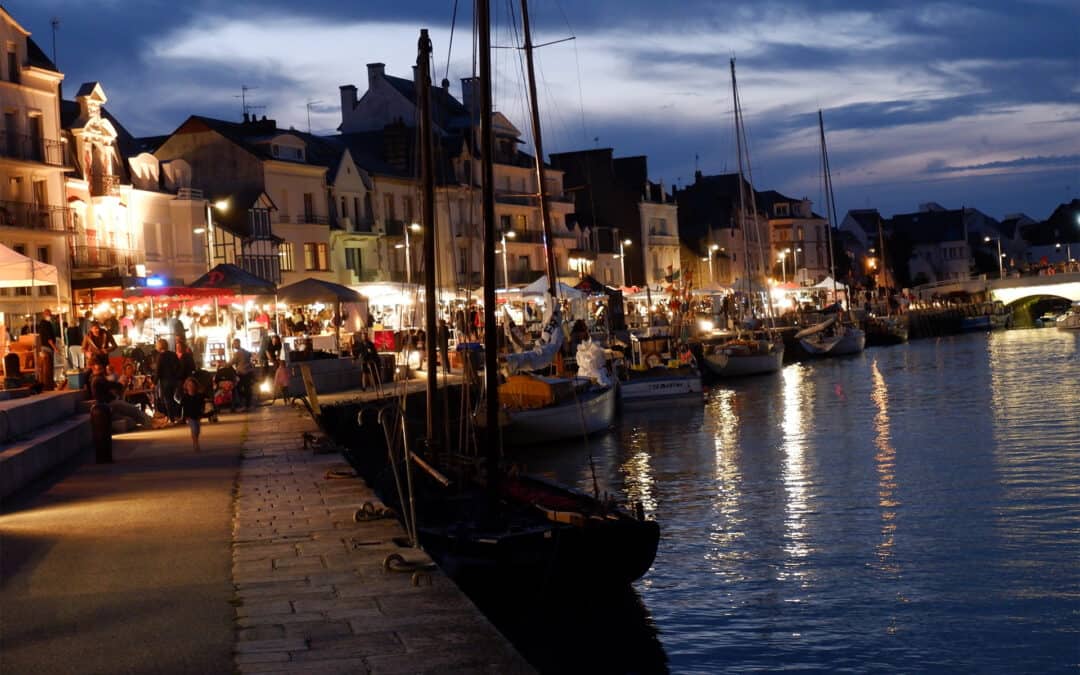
[179,376,205,452]
[273,362,291,404]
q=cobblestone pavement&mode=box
[232,403,534,674]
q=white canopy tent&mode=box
[0,242,63,357]
[521,275,586,299]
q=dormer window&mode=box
[775,204,790,217]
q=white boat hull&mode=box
[801,328,865,356]
[702,346,784,377]
[503,385,617,445]
[620,373,703,402]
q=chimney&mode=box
[441,78,450,91]
[460,77,479,112]
[339,84,357,121]
[366,63,385,92]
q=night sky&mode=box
[15,0,1080,222]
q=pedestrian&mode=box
[82,320,118,368]
[179,376,205,452]
[229,338,255,411]
[437,319,451,374]
[354,330,377,390]
[37,308,59,390]
[273,361,291,404]
[154,338,181,422]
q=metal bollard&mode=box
[91,402,113,463]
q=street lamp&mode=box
[778,248,790,283]
[984,235,1003,279]
[792,246,802,283]
[394,223,422,285]
[501,230,516,289]
[193,199,230,271]
[706,243,719,284]
[620,238,632,286]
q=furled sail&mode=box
[504,305,565,373]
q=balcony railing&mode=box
[90,174,122,197]
[0,132,65,166]
[0,200,71,232]
[295,214,330,225]
[70,245,144,270]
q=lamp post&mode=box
[984,235,1003,279]
[706,243,718,284]
[620,238,632,286]
[778,248,789,283]
[194,199,230,272]
[395,223,422,285]
[501,230,516,289]
[792,246,802,283]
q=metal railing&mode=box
[0,132,65,166]
[0,200,72,232]
[90,174,121,197]
[295,214,330,225]
[70,245,144,269]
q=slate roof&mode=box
[26,36,58,73]
[845,208,883,235]
[673,172,757,242]
[887,208,966,244]
[382,74,472,132]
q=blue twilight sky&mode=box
[13,0,1080,223]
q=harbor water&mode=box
[513,329,1079,673]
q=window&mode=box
[279,190,289,219]
[249,209,271,238]
[303,242,329,271]
[6,48,17,84]
[458,247,469,275]
[517,255,529,272]
[353,197,361,223]
[13,244,28,295]
[303,193,314,221]
[28,115,43,163]
[403,196,414,224]
[345,247,361,272]
[776,204,790,217]
[340,196,348,220]
[272,144,279,157]
[513,214,527,230]
[37,246,53,296]
[279,242,295,272]
[384,194,396,222]
[499,214,511,230]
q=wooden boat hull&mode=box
[620,370,703,401]
[503,384,617,445]
[865,317,909,346]
[1057,313,1080,330]
[702,345,784,377]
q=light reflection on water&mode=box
[529,330,1080,673]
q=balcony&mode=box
[294,214,330,225]
[0,132,65,166]
[70,244,144,270]
[0,200,71,232]
[90,173,121,197]
[495,190,536,207]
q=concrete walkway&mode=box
[1,393,533,674]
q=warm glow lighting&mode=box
[259,380,272,393]
[624,239,633,246]
[699,319,714,332]
[193,227,206,234]
[213,199,230,211]
[409,223,421,232]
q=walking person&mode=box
[437,318,451,374]
[179,377,205,452]
[229,339,255,411]
[154,338,181,423]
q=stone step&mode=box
[0,413,92,500]
[0,390,85,445]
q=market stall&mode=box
[189,263,277,363]
[275,277,368,357]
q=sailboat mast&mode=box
[731,60,751,298]
[416,29,439,446]
[818,110,840,301]
[478,0,501,487]
[520,0,558,299]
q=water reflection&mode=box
[870,359,899,575]
[780,366,810,564]
[706,387,744,573]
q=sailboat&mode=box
[797,111,865,357]
[491,3,617,444]
[700,60,784,378]
[864,212,909,346]
[322,14,657,593]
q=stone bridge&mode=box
[913,271,1080,305]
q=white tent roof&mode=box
[810,275,848,290]
[0,243,59,288]
[521,275,585,299]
